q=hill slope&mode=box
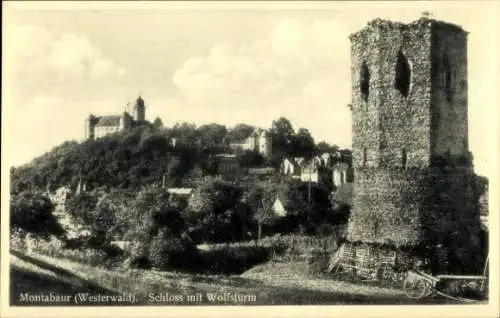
[10,126,208,193]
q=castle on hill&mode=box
[85,96,146,140]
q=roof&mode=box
[95,115,121,127]
[250,128,266,137]
[282,157,299,167]
[248,167,275,175]
[293,157,306,167]
[216,154,237,158]
[167,188,193,196]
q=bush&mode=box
[31,236,125,268]
[306,248,330,276]
[199,245,271,274]
[147,230,201,271]
[10,191,65,239]
[127,256,151,269]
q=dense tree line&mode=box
[10,118,344,194]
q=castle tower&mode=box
[342,17,480,275]
[119,112,132,131]
[133,96,146,121]
[85,114,96,140]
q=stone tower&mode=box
[342,17,480,275]
[84,114,96,140]
[134,96,146,121]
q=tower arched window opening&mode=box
[394,50,411,98]
[360,62,370,102]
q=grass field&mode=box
[10,250,460,306]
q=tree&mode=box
[148,228,197,270]
[165,156,182,187]
[65,190,112,245]
[339,149,353,166]
[227,124,255,143]
[11,191,65,239]
[253,191,276,241]
[185,178,245,243]
[293,128,316,157]
[316,141,339,154]
[270,117,295,147]
[269,117,296,167]
[153,117,164,129]
[197,123,228,150]
[282,182,334,234]
[171,122,199,146]
[236,150,265,168]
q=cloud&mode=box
[4,95,124,167]
[172,18,352,145]
[6,25,126,81]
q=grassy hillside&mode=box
[10,250,455,305]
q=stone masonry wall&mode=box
[430,26,469,159]
[376,22,433,168]
[348,166,480,271]
[350,22,382,169]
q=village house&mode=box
[332,162,354,188]
[280,158,301,178]
[293,157,307,167]
[229,128,272,157]
[272,194,289,218]
[166,188,194,198]
[216,154,240,175]
[248,167,276,176]
[300,161,331,185]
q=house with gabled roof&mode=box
[229,128,272,157]
[281,158,301,178]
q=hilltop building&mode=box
[229,128,272,157]
[85,96,147,140]
[337,17,481,276]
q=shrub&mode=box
[306,248,330,276]
[147,230,201,271]
[10,191,65,239]
[199,245,271,274]
[30,236,125,268]
[127,256,151,269]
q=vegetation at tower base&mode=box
[347,166,484,274]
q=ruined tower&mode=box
[342,17,480,275]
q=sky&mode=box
[2,1,499,177]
